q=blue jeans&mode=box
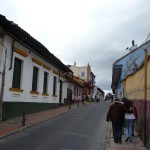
[125,119,134,140]
[112,121,123,142]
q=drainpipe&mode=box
[0,44,7,121]
[122,80,125,97]
[9,40,15,70]
[143,49,148,147]
[58,69,61,83]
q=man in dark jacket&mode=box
[106,98,128,143]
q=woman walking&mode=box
[125,100,138,142]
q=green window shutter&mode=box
[12,57,22,88]
[53,76,57,95]
[43,71,48,93]
[32,66,38,91]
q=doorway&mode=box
[59,80,63,105]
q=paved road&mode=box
[0,101,110,150]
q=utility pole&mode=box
[143,49,148,147]
[0,42,4,121]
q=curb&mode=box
[104,121,149,150]
[0,103,86,140]
[104,121,111,150]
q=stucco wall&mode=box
[3,36,61,104]
[124,68,145,99]
[1,35,83,120]
[123,57,150,148]
[70,66,88,81]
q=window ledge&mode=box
[30,91,39,95]
[42,93,49,96]
[9,88,24,93]
[52,95,57,97]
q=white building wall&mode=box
[62,80,82,102]
[2,34,83,107]
[93,86,97,97]
[70,66,87,81]
[2,35,66,104]
[0,41,5,91]
[62,80,68,102]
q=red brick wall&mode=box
[134,99,150,148]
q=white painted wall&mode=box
[93,86,98,97]
[63,81,82,101]
[70,66,87,81]
[2,34,83,105]
[93,86,104,100]
[2,35,58,103]
[0,41,5,92]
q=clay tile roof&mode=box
[0,14,73,73]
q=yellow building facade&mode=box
[122,55,150,147]
[123,56,150,100]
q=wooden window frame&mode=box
[43,71,48,94]
[12,57,22,89]
[31,66,39,93]
[53,76,57,96]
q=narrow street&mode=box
[0,101,110,150]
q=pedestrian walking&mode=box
[82,94,86,104]
[106,98,130,144]
[121,97,130,134]
[124,100,138,142]
[121,97,130,109]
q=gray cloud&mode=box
[1,0,150,94]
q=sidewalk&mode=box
[105,121,148,150]
[0,102,83,139]
[0,102,149,150]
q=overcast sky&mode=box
[1,0,150,94]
